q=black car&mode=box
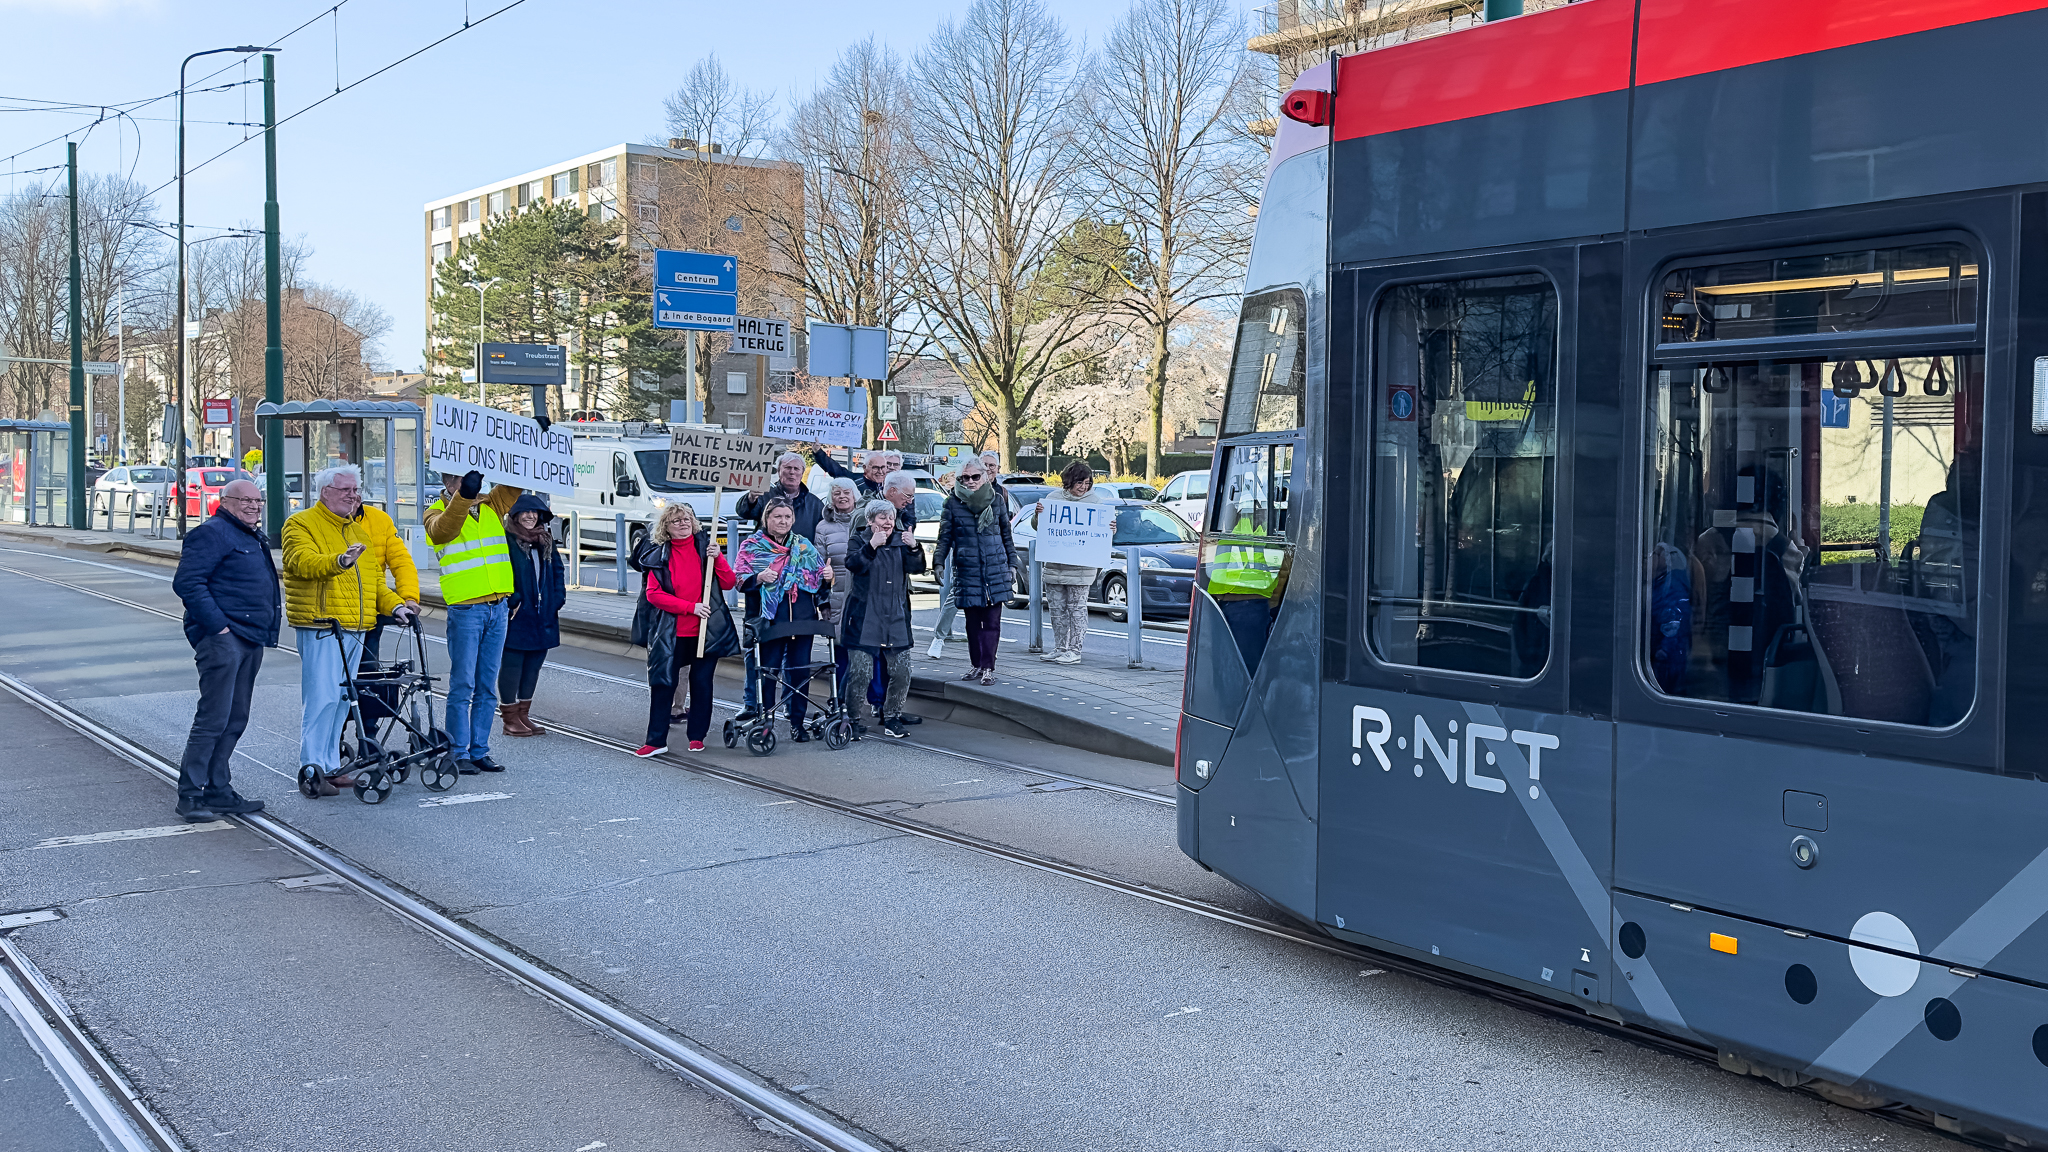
[1009,499,1198,621]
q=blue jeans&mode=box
[297,627,366,773]
[743,647,759,710]
[445,599,509,761]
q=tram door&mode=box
[1320,255,1622,1007]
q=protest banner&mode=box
[665,429,781,493]
[763,400,866,448]
[1035,499,1114,567]
[428,394,575,496]
[665,428,781,653]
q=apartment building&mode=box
[422,142,803,430]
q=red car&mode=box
[183,468,251,518]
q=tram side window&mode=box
[1221,288,1307,435]
[1644,354,1982,727]
[1367,274,1558,679]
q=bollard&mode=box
[125,491,137,532]
[1126,546,1144,669]
[567,510,581,588]
[614,512,628,594]
[1027,537,1044,653]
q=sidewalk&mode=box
[0,522,1183,765]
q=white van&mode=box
[1157,468,1211,527]
[549,422,746,559]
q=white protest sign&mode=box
[428,394,575,496]
[731,315,790,355]
[763,400,866,448]
[665,428,781,493]
[1035,499,1114,567]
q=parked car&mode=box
[1001,483,1052,517]
[1098,480,1160,502]
[93,465,179,512]
[1009,499,1199,621]
[1156,468,1211,527]
[182,467,252,518]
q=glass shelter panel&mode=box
[1659,242,1977,345]
[1221,289,1307,434]
[1645,354,1982,727]
[1368,275,1558,679]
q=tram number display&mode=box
[1351,706,1558,800]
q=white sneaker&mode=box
[927,636,947,659]
[1039,651,1062,662]
[1054,651,1082,665]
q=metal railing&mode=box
[84,490,173,538]
[1020,538,1189,670]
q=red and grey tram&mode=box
[1180,0,2048,1140]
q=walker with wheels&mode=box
[300,615,460,803]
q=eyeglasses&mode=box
[324,485,361,496]
[222,496,264,506]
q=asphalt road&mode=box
[0,540,1959,1151]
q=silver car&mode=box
[92,465,178,512]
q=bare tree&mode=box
[1081,0,1258,478]
[901,0,1097,468]
[753,38,925,444]
[648,55,786,416]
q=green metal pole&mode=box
[1485,0,1522,18]
[67,142,86,530]
[262,54,285,537]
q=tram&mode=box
[1179,0,2048,1139]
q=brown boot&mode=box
[517,700,547,736]
[500,703,536,737]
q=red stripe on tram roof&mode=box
[1332,0,2048,141]
[1636,0,2048,86]
[1332,0,1637,142]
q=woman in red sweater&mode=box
[637,504,736,753]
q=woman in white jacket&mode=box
[1033,460,1111,664]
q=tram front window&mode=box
[1221,289,1306,434]
[1643,354,1982,727]
[1367,274,1558,679]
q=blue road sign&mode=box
[654,249,736,293]
[655,287,737,332]
[1820,389,1852,428]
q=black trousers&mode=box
[757,636,814,726]
[647,644,719,746]
[177,632,264,808]
[499,647,549,704]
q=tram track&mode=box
[0,548,1993,1150]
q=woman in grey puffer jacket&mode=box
[814,477,860,693]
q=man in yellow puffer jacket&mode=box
[282,462,420,796]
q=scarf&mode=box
[737,529,826,620]
[508,515,550,547]
[959,481,998,533]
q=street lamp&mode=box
[462,277,499,403]
[176,45,273,538]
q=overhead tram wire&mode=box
[148,0,532,199]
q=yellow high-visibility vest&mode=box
[429,499,513,601]
[1207,513,1282,597]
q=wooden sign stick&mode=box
[698,481,722,657]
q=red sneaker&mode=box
[688,740,706,751]
[634,744,667,758]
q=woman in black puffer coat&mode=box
[932,459,1016,686]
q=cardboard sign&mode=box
[763,401,866,448]
[666,429,780,493]
[1035,499,1114,568]
[428,394,575,496]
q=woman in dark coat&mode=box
[499,493,565,737]
[843,499,926,739]
[932,459,1016,686]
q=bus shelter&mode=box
[254,399,426,525]
[0,418,71,526]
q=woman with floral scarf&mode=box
[737,498,833,741]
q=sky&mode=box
[0,0,1172,371]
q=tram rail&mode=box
[0,548,1995,1149]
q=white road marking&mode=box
[417,792,514,808]
[761,800,797,806]
[1163,1006,1203,1018]
[29,821,232,849]
[939,779,982,787]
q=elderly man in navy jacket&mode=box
[170,478,281,821]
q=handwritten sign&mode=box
[763,401,866,448]
[1035,499,1113,567]
[428,394,575,495]
[666,429,780,493]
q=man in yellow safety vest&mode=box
[426,468,525,774]
[1205,471,1287,670]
